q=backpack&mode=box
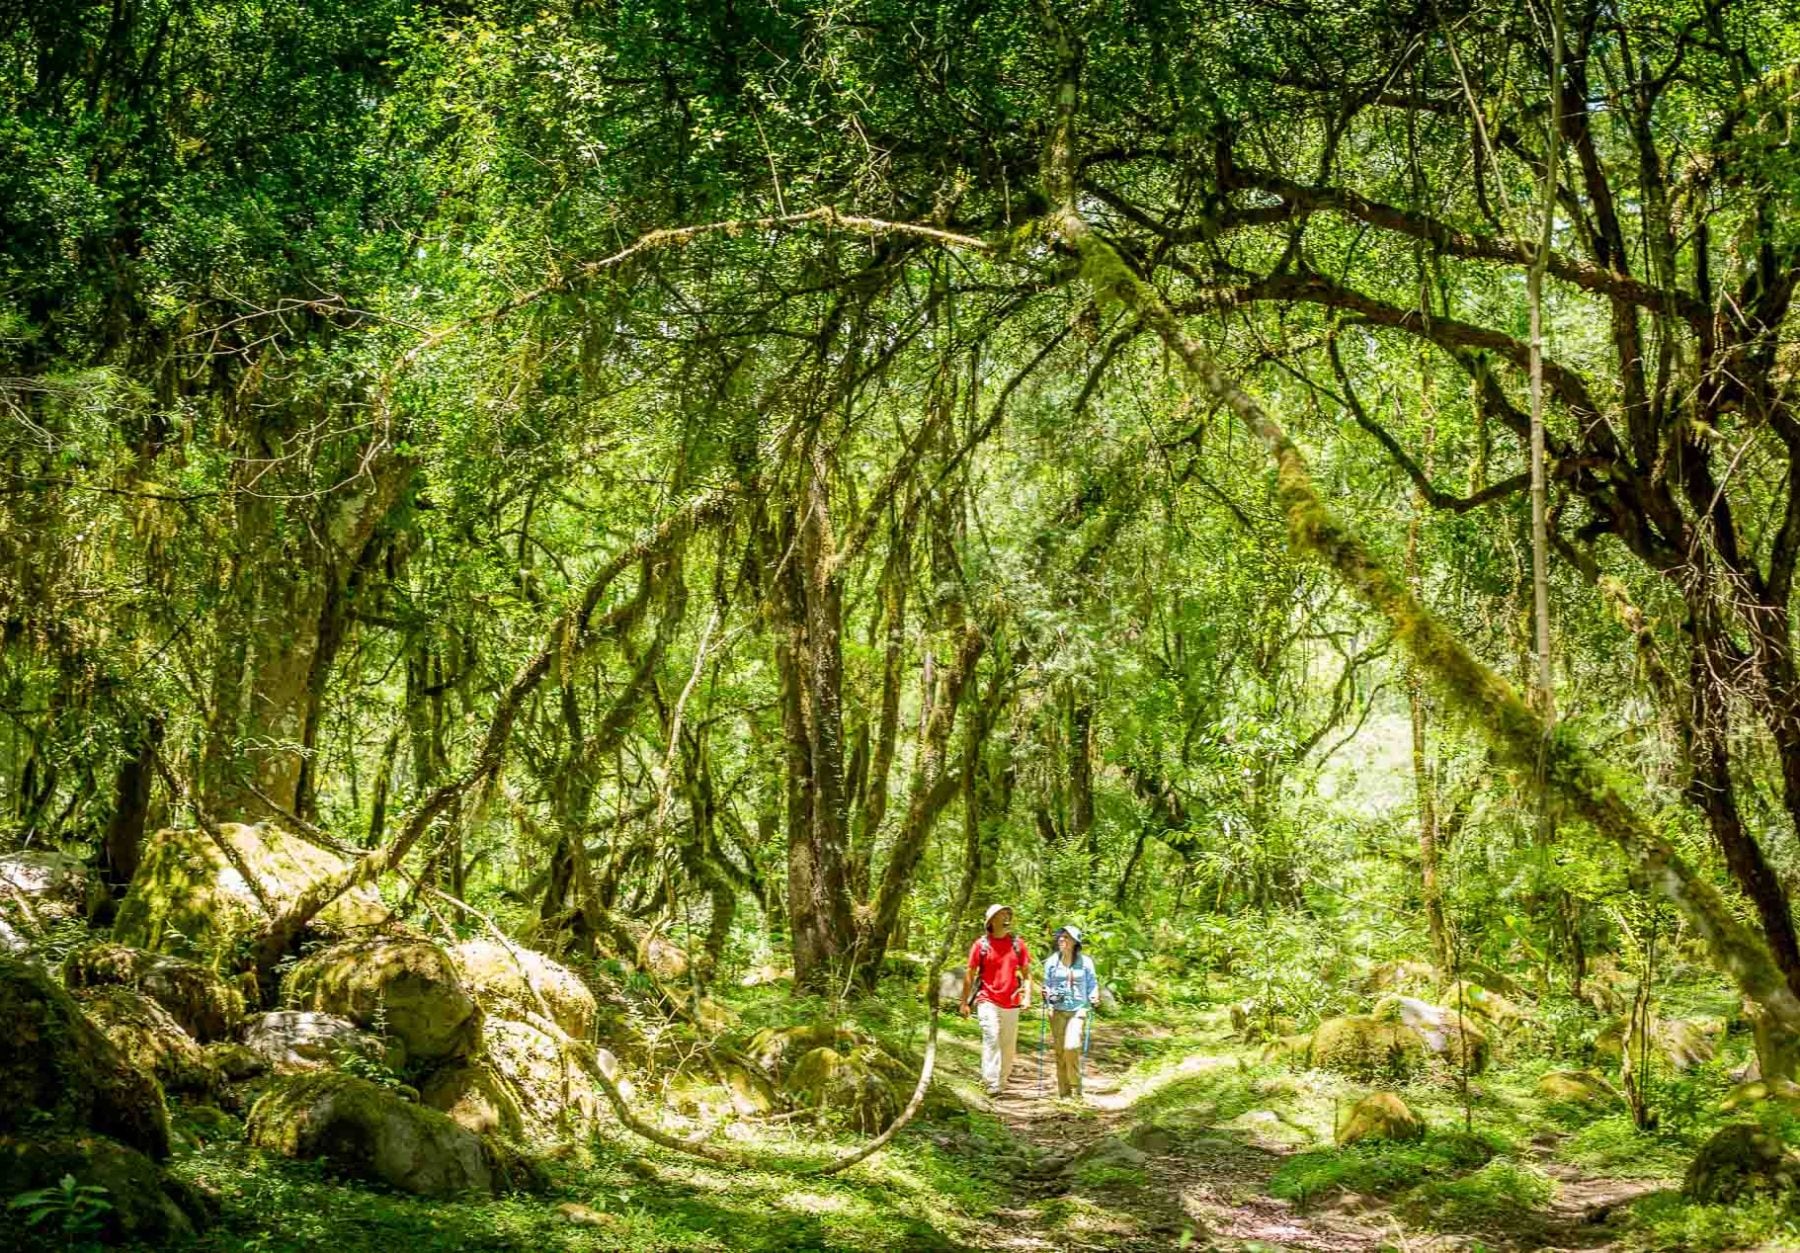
[972,933,1024,999]
[977,933,1024,963]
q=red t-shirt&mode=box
[968,933,1030,1009]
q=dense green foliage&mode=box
[5,0,1800,1248]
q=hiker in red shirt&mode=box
[958,904,1031,1097]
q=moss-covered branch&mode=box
[1036,15,1800,1042]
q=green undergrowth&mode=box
[1268,1130,1504,1209]
[1623,1191,1800,1251]
[1402,1158,1557,1233]
[166,1102,1005,1253]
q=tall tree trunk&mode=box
[777,467,859,991]
[858,624,984,984]
[204,455,411,815]
[102,715,161,897]
[848,526,910,898]
[1070,696,1096,859]
[1689,608,1800,1000]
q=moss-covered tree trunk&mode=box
[773,466,860,991]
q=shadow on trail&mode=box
[951,1019,1655,1252]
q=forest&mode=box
[3,0,1800,1248]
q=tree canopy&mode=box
[6,2,1800,1247]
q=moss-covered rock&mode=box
[246,1072,495,1197]
[720,1059,778,1117]
[0,955,169,1158]
[451,939,594,1040]
[1593,1016,1720,1072]
[241,1009,387,1074]
[1536,1069,1623,1111]
[783,1045,901,1133]
[1337,1092,1426,1145]
[747,1022,867,1080]
[1658,1017,1722,1070]
[0,1134,214,1242]
[0,850,92,952]
[1721,1077,1800,1115]
[1258,1032,1312,1066]
[1684,1122,1800,1204]
[78,985,219,1096]
[480,1017,604,1139]
[419,1060,526,1140]
[1358,959,1435,996]
[1438,980,1527,1029]
[1577,959,1636,1015]
[112,823,387,962]
[204,1041,269,1082]
[1373,995,1489,1073]
[64,942,245,1042]
[283,937,479,1065]
[1308,1014,1428,1081]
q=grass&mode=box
[167,1118,1001,1253]
[1622,1191,1800,1252]
[1403,1158,1556,1232]
[1267,1130,1502,1210]
[22,955,1799,1252]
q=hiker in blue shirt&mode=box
[1042,924,1099,1098]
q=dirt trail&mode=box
[944,1018,1670,1252]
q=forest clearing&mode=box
[6,0,1800,1249]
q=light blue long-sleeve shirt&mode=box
[1042,951,1098,1011]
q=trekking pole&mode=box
[1036,998,1047,1096]
[1079,1007,1093,1096]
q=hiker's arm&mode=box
[958,955,976,1015]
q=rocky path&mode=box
[940,1017,1673,1252]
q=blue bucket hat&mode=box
[1055,924,1084,947]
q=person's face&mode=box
[1058,933,1075,960]
[990,909,1013,937]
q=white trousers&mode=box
[977,1001,1020,1093]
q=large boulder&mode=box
[64,942,245,1042]
[247,1072,495,1197]
[783,1045,903,1133]
[283,937,479,1065]
[1438,980,1527,1030]
[0,1134,213,1242]
[451,939,595,1041]
[1308,1014,1429,1081]
[241,1010,387,1074]
[1594,1016,1720,1072]
[419,1060,526,1140]
[1537,1069,1623,1111]
[1684,1123,1800,1204]
[747,1022,867,1080]
[0,955,169,1158]
[112,823,388,961]
[0,850,91,951]
[480,1017,604,1139]
[78,986,219,1096]
[1374,995,1489,1073]
[1337,1092,1425,1145]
